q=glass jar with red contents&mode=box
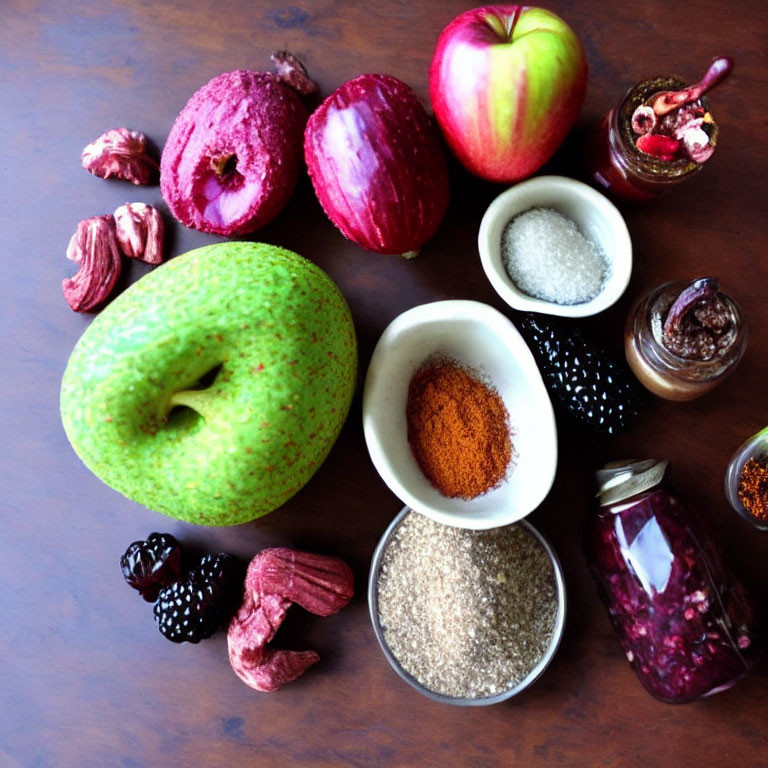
[584,75,718,201]
[586,459,760,703]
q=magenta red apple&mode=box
[161,69,307,237]
[430,6,587,182]
[304,74,449,257]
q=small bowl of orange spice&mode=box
[725,427,768,531]
[362,300,557,529]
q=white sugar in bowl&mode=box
[478,175,632,318]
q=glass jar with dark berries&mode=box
[584,75,718,201]
[586,459,760,704]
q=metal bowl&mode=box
[368,507,567,706]
[724,426,768,531]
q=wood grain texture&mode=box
[1,1,767,766]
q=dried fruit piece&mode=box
[228,548,354,692]
[670,115,704,141]
[631,105,657,135]
[662,278,718,337]
[120,532,182,602]
[81,128,159,185]
[635,133,680,161]
[63,215,123,312]
[248,548,354,616]
[114,203,165,264]
[681,126,715,163]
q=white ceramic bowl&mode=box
[368,507,567,706]
[478,175,632,318]
[362,300,557,530]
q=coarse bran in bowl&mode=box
[368,507,566,706]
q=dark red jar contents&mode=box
[586,467,759,703]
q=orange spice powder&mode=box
[405,359,512,499]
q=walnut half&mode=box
[114,203,164,265]
[63,215,123,312]
[81,128,159,185]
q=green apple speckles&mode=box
[60,242,357,526]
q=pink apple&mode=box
[429,6,587,182]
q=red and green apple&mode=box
[429,5,588,182]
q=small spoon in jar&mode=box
[651,57,733,116]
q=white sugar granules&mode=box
[502,207,609,305]
[376,512,558,699]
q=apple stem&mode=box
[270,51,317,96]
[400,250,419,260]
[168,389,216,422]
[651,57,734,116]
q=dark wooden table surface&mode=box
[2,1,768,766]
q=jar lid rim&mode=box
[597,459,669,506]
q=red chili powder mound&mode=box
[738,457,768,522]
[406,359,512,499]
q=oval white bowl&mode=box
[478,175,632,318]
[362,300,557,530]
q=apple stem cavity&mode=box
[168,389,215,423]
[166,363,225,423]
[483,8,522,43]
[651,57,734,116]
[210,153,238,177]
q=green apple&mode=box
[60,242,357,525]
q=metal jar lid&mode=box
[596,459,669,506]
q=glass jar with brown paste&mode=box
[624,278,746,400]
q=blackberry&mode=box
[153,553,237,643]
[120,532,182,602]
[195,553,238,590]
[519,313,644,434]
